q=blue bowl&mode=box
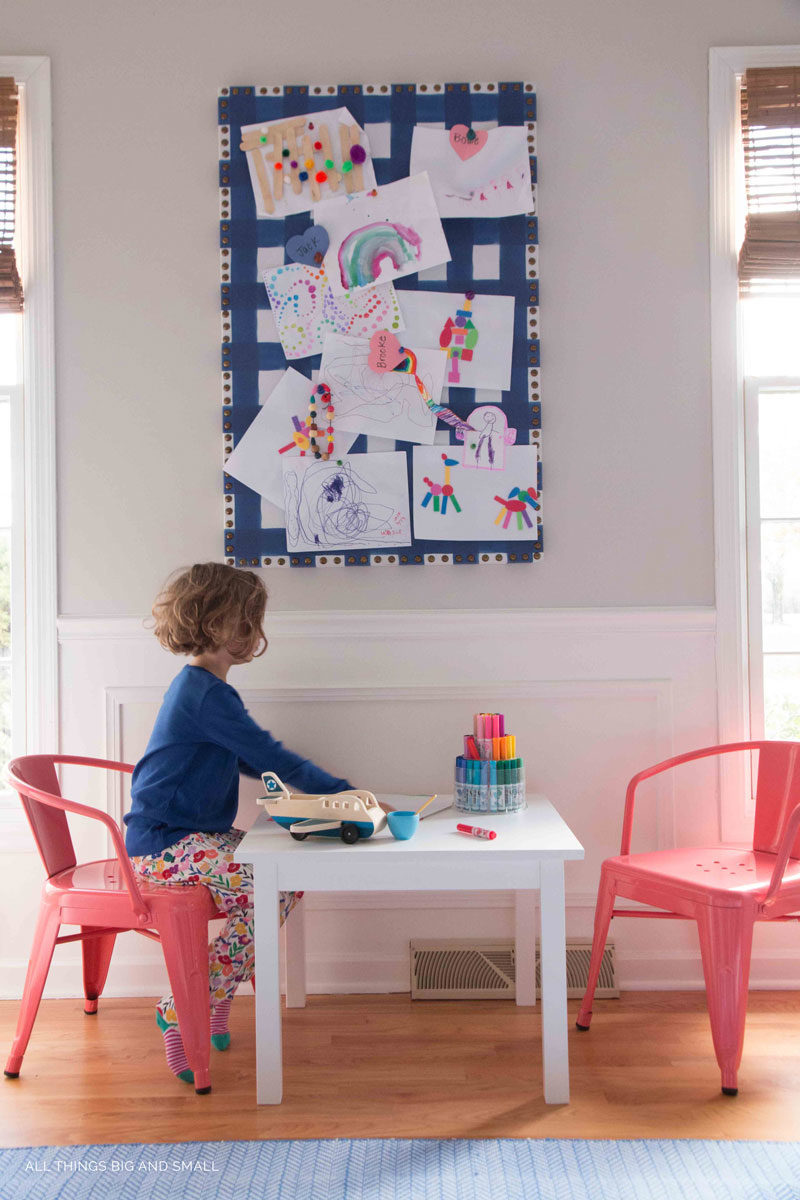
[387,810,419,841]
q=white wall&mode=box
[4,0,800,999]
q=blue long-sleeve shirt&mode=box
[124,664,351,857]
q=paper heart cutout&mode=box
[368,330,405,373]
[286,225,330,267]
[449,125,488,161]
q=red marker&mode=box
[457,823,497,840]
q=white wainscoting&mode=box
[5,605,797,999]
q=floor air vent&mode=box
[410,938,618,1000]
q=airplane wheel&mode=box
[340,824,360,844]
[290,831,308,841]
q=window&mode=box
[0,57,56,843]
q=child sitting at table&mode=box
[124,562,352,1086]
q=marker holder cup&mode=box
[454,761,526,814]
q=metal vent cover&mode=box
[410,938,618,1000]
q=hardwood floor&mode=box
[1,993,799,1147]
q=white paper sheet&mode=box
[240,107,377,220]
[409,126,534,219]
[314,173,451,296]
[282,452,412,553]
[318,334,446,444]
[262,263,403,361]
[223,368,359,510]
[397,290,515,391]
[412,444,540,541]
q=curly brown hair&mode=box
[151,563,268,659]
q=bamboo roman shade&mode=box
[0,76,23,313]
[739,67,800,297]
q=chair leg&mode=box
[81,930,117,1014]
[157,906,212,1095]
[576,869,616,1030]
[696,906,755,1096]
[5,903,61,1077]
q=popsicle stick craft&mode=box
[240,108,377,219]
[220,81,540,568]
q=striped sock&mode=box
[210,998,232,1051]
[155,1006,193,1084]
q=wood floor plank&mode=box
[1,993,799,1146]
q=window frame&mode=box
[0,56,56,822]
[709,45,800,840]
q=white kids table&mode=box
[237,796,584,1105]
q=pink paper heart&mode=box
[449,125,488,161]
[368,330,404,373]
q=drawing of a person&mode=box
[457,406,516,470]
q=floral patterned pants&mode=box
[131,828,302,1022]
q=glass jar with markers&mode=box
[454,712,526,814]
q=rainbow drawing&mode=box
[338,221,422,289]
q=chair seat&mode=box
[606,845,800,909]
[43,859,221,924]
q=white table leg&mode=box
[284,894,307,1009]
[253,859,283,1103]
[514,889,538,1006]
[539,859,569,1104]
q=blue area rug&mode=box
[2,1139,799,1200]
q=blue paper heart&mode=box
[286,225,330,267]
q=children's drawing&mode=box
[397,290,515,391]
[282,452,411,553]
[223,368,358,510]
[494,485,540,531]
[315,173,451,296]
[262,263,403,360]
[240,107,376,219]
[410,125,534,219]
[319,334,444,443]
[420,454,461,515]
[413,444,540,542]
[456,406,516,470]
[440,292,479,385]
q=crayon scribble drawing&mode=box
[315,173,451,296]
[319,334,445,443]
[420,455,461,515]
[440,292,478,385]
[457,406,516,470]
[494,485,540,531]
[282,453,411,553]
[263,263,403,360]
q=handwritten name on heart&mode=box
[286,225,330,267]
[368,330,405,373]
[449,125,488,161]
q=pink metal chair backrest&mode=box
[10,754,77,878]
[752,741,800,858]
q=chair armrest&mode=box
[761,801,800,907]
[620,741,764,855]
[7,757,151,923]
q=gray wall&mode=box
[5,0,799,613]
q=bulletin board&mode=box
[218,81,541,568]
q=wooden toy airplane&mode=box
[257,771,388,844]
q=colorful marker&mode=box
[457,824,497,840]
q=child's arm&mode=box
[202,683,352,794]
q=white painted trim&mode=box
[0,57,58,755]
[708,45,800,839]
[59,607,716,643]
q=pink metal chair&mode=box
[577,740,800,1095]
[4,754,219,1094]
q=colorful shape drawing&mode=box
[494,485,540,531]
[439,292,478,385]
[457,406,516,470]
[278,414,312,455]
[338,221,422,290]
[421,454,461,515]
